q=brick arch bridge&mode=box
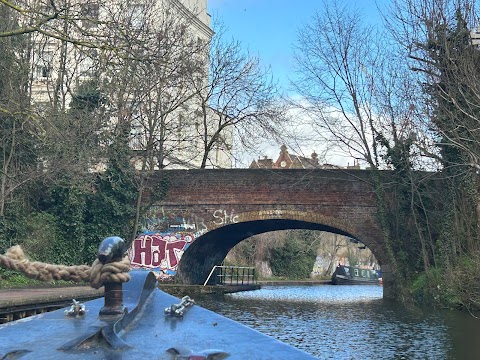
[135,169,396,298]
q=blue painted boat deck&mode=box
[0,271,316,359]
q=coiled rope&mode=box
[0,245,130,289]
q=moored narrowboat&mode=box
[331,264,380,285]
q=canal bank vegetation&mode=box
[225,231,317,280]
[292,0,480,311]
[0,268,81,289]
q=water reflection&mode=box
[195,285,479,359]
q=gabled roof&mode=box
[250,156,274,169]
[249,145,320,169]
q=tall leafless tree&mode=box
[291,0,433,171]
[291,0,448,288]
[387,0,480,172]
[190,21,287,168]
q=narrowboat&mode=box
[331,264,380,285]
[0,237,317,359]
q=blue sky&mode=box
[207,1,386,93]
[206,1,388,166]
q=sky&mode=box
[206,1,388,167]
[207,0,386,93]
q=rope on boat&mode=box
[0,245,130,289]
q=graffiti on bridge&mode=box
[213,209,239,226]
[141,206,208,237]
[130,206,242,275]
[128,232,194,275]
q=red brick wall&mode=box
[147,169,383,253]
[142,168,397,296]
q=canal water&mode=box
[195,285,480,359]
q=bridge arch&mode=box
[176,209,386,285]
[144,169,398,298]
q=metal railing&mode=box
[203,266,256,286]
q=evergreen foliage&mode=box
[39,183,87,265]
[83,153,138,263]
[0,46,140,270]
[269,230,317,279]
[423,9,479,282]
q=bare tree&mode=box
[91,0,212,240]
[385,0,480,310]
[291,0,433,171]
[387,0,480,172]
[291,0,449,287]
[386,0,480,265]
[190,21,287,168]
[0,0,112,49]
[0,4,72,217]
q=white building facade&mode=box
[26,0,233,170]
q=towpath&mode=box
[0,285,103,323]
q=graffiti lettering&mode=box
[142,206,209,235]
[213,209,239,226]
[129,233,194,271]
[195,221,208,237]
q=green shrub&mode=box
[410,268,442,305]
[269,234,316,279]
[411,255,480,311]
[22,212,59,263]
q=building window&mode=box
[81,3,99,19]
[178,114,185,129]
[130,121,144,151]
[81,3,99,28]
[79,49,98,78]
[36,51,53,79]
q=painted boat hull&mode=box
[331,274,379,285]
[331,265,380,285]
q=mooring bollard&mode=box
[97,236,127,316]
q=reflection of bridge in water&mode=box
[131,169,439,300]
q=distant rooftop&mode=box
[249,145,361,170]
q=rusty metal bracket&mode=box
[166,347,229,360]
